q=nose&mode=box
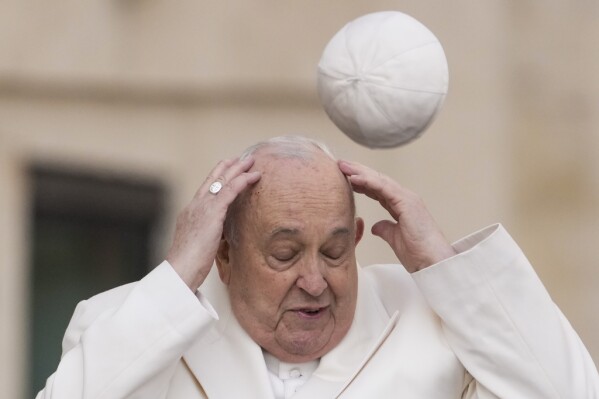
[296,260,328,297]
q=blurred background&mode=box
[1,1,598,397]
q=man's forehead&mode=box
[232,149,356,231]
[244,156,351,220]
[250,151,347,192]
[245,192,355,243]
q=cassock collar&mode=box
[183,264,399,399]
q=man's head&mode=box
[216,136,364,363]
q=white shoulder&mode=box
[61,281,137,355]
[359,263,421,315]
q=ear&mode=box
[215,237,232,285]
[354,217,365,246]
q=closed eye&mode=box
[323,252,341,260]
[274,254,296,262]
[271,250,298,263]
[321,228,351,262]
[321,246,347,261]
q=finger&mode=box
[210,157,257,202]
[349,171,393,198]
[221,156,256,186]
[205,158,238,183]
[372,220,397,245]
[339,159,403,219]
[341,160,399,201]
[339,160,380,197]
[207,157,255,186]
[199,157,254,198]
[339,160,390,197]
[198,158,238,195]
[338,159,364,176]
[213,170,262,207]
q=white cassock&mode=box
[37,224,599,398]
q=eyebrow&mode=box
[331,227,351,237]
[269,227,300,238]
[269,226,351,238]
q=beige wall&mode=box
[1,1,597,397]
[507,1,599,361]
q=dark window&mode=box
[28,166,166,397]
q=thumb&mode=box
[371,220,396,245]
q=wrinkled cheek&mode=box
[331,298,357,335]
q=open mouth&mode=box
[296,306,328,318]
[302,309,320,315]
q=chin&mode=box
[273,345,328,363]
[272,328,340,363]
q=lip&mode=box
[292,306,330,319]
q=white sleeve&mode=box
[36,261,217,399]
[412,224,599,399]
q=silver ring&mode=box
[209,181,223,195]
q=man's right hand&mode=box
[166,156,261,291]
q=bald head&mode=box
[223,136,356,247]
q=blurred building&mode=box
[1,1,598,397]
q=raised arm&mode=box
[338,159,599,398]
[37,157,261,399]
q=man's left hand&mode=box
[338,160,456,273]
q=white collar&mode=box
[263,350,319,380]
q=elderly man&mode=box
[38,136,598,398]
